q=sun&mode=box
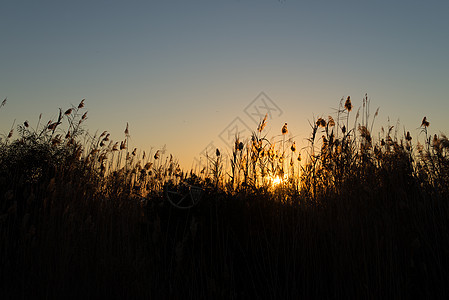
[272,176,283,186]
[269,174,288,187]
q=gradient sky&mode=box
[1,0,448,170]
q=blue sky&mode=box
[1,0,448,169]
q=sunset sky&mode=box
[1,0,448,169]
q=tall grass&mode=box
[1,96,448,298]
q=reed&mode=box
[1,96,448,298]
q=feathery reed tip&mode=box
[316,118,326,128]
[258,113,268,132]
[282,123,288,135]
[47,122,61,130]
[406,131,412,141]
[291,142,296,152]
[344,96,352,112]
[421,116,429,128]
[125,122,129,135]
[78,99,85,109]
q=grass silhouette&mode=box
[1,96,448,298]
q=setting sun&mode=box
[269,174,289,187]
[272,176,283,185]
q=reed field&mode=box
[1,96,449,299]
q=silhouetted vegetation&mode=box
[1,96,448,298]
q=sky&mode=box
[1,0,448,170]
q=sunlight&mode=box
[272,176,283,186]
[269,174,288,187]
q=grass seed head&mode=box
[421,116,430,128]
[291,142,296,152]
[406,131,412,141]
[344,96,353,112]
[282,123,288,135]
[78,99,85,109]
[47,122,61,130]
[359,125,371,143]
[258,113,268,132]
[316,118,326,128]
[125,122,129,135]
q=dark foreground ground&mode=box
[1,180,449,299]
